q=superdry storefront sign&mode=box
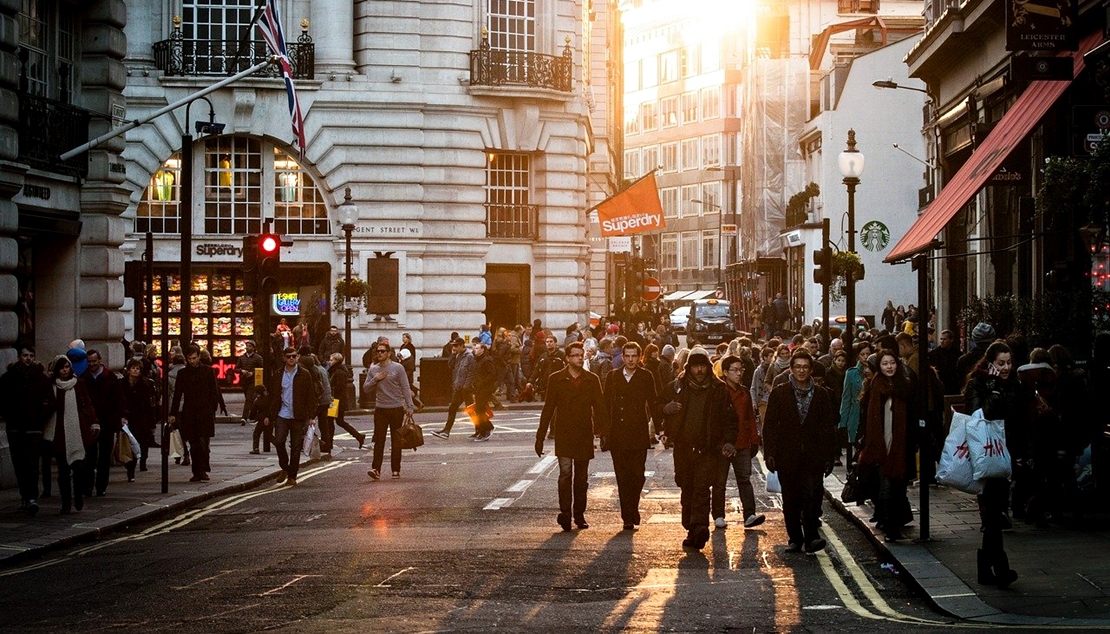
[591,172,666,238]
[195,243,243,258]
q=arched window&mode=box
[135,136,328,236]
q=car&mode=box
[670,305,691,333]
[686,299,738,346]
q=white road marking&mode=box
[376,566,415,587]
[506,480,534,492]
[259,574,320,596]
[526,454,557,474]
[170,569,236,590]
[483,498,514,510]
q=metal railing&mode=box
[16,91,90,177]
[486,204,539,240]
[153,19,314,79]
[470,34,573,92]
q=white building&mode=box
[116,0,614,380]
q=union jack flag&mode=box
[257,0,307,157]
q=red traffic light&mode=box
[259,234,280,254]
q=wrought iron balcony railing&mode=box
[470,34,573,92]
[486,204,539,240]
[16,91,90,177]
[153,17,314,79]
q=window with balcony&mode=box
[487,0,535,52]
[19,0,74,101]
[156,0,314,79]
[135,136,327,236]
[486,151,537,240]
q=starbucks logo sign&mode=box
[860,221,890,252]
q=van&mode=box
[686,299,737,346]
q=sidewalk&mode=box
[4,395,1109,626]
[823,465,1110,626]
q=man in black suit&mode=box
[600,341,660,531]
[262,347,316,486]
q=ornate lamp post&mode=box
[338,187,358,367]
[838,129,865,350]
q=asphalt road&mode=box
[0,410,1033,633]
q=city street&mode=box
[0,408,1003,633]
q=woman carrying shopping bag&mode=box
[963,341,1029,588]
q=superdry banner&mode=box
[591,172,666,237]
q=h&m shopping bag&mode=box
[965,409,1011,481]
[936,409,984,494]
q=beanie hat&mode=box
[971,322,996,344]
[661,344,676,359]
[607,323,620,334]
[686,347,712,368]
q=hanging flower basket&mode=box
[828,251,864,303]
[333,277,370,313]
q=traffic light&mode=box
[241,235,259,294]
[813,247,832,286]
[258,233,281,295]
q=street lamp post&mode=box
[338,187,358,368]
[838,129,865,351]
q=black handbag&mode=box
[397,413,424,450]
[841,464,876,504]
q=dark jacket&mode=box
[171,364,221,439]
[537,367,607,461]
[763,378,839,474]
[264,365,317,421]
[81,367,127,432]
[661,374,738,455]
[237,352,265,389]
[122,376,158,433]
[601,367,659,451]
[317,334,344,362]
[0,362,55,433]
[473,351,499,395]
[963,369,1029,461]
[328,362,350,409]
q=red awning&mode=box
[885,31,1103,263]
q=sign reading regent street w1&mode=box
[1006,0,1077,52]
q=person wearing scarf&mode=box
[857,349,918,542]
[763,349,839,554]
[45,356,99,514]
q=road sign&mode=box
[642,276,662,301]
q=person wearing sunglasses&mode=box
[363,343,414,480]
[261,347,317,486]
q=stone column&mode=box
[79,0,131,369]
[0,0,23,367]
[310,0,356,76]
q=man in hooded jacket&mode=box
[660,347,738,550]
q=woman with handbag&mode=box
[857,349,918,542]
[46,356,99,514]
[963,341,1028,588]
[122,358,157,475]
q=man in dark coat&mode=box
[170,344,220,482]
[81,349,127,496]
[956,322,996,388]
[660,347,738,550]
[535,342,607,531]
[762,349,839,554]
[928,328,962,395]
[600,341,660,530]
[263,346,317,485]
[472,341,499,440]
[0,346,55,514]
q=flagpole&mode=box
[587,168,660,213]
[59,58,276,161]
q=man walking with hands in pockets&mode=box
[262,347,315,486]
[535,342,607,531]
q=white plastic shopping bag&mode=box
[302,420,321,459]
[965,408,1012,481]
[936,409,984,494]
[766,471,782,494]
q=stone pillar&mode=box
[79,0,131,369]
[123,0,157,68]
[310,0,356,76]
[0,0,23,367]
